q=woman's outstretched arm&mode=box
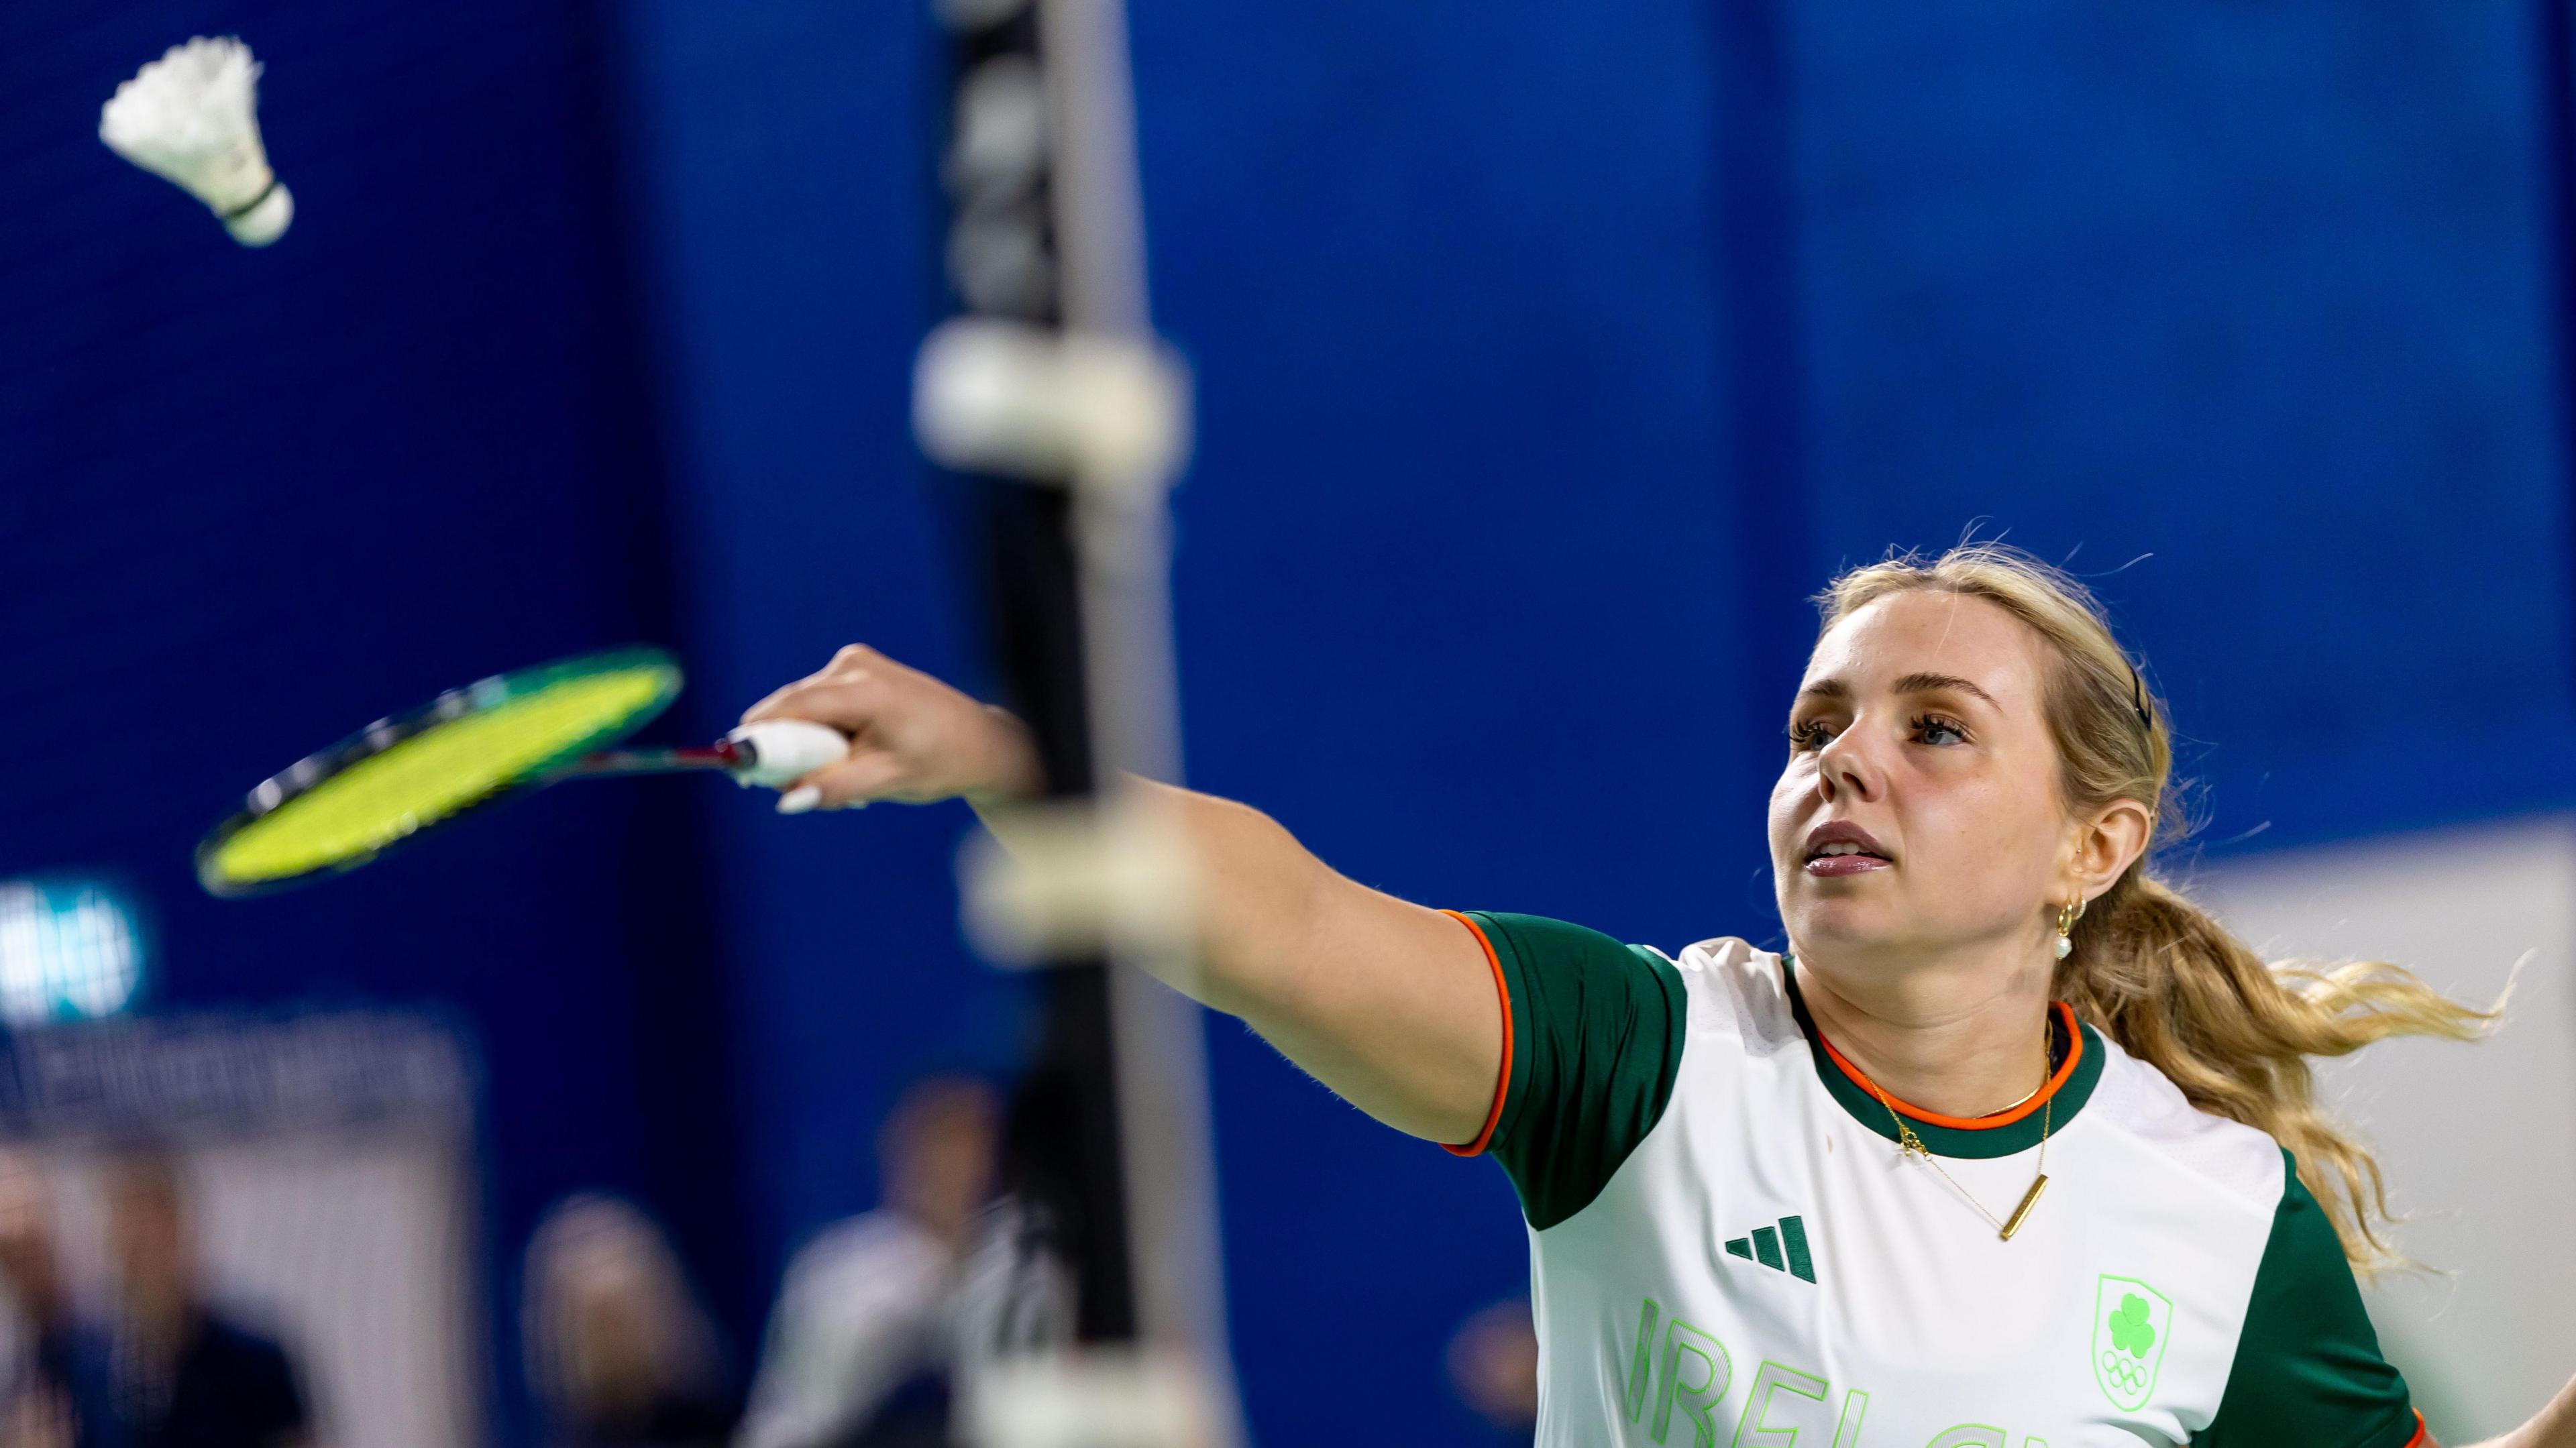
[741,645,1503,1146]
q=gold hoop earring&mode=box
[2053,897,2084,961]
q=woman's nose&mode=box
[1817,732,1878,802]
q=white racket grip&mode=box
[726,720,853,788]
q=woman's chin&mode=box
[1780,901,1890,951]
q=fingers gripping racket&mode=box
[195,647,847,896]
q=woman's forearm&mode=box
[970,779,1324,1013]
[971,777,1502,1141]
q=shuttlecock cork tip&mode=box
[100,36,292,247]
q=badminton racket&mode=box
[196,647,847,896]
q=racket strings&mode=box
[204,661,676,888]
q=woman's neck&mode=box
[1792,943,2057,1119]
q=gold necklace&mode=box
[1977,1074,2047,1118]
[1864,1021,2055,1241]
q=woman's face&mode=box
[1768,590,2075,970]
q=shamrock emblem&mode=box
[2108,1293,2158,1359]
[2092,1276,2172,1411]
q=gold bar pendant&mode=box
[1999,1174,2049,1241]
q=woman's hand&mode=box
[740,645,1044,812]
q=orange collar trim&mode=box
[1809,1001,2084,1131]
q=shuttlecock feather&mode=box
[100,37,293,247]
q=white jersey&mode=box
[1441,911,2424,1448]
[737,1199,1074,1448]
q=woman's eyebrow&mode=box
[1791,673,1998,709]
[1890,671,1999,709]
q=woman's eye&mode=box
[1913,714,1968,746]
[1788,720,1833,750]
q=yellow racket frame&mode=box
[197,648,683,895]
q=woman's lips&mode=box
[1804,854,1892,877]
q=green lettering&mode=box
[1654,1320,1732,1448]
[1731,1360,1829,1447]
[1924,1429,2008,1448]
[1831,1390,1869,1448]
[1625,1298,1662,1423]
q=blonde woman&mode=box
[523,1194,736,1447]
[747,543,2576,1447]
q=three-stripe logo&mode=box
[1723,1215,1815,1283]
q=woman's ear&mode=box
[2078,797,2155,897]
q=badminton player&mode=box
[745,543,2576,1447]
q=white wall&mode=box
[5,1133,482,1448]
[2199,814,2576,1441]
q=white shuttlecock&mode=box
[100,37,293,247]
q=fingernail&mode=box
[777,786,821,815]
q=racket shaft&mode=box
[568,722,847,785]
[566,746,739,777]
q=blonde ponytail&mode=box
[1821,543,2497,1270]
[2064,873,2490,1267]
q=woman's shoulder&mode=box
[1662,935,1808,1051]
[2083,1029,2288,1214]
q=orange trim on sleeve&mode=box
[1811,1000,2084,1130]
[2403,1410,2429,1448]
[1439,910,1513,1157]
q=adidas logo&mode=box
[1723,1214,1815,1283]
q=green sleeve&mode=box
[1452,911,1686,1231]
[2198,1149,2418,1448]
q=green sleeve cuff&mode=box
[1447,911,1686,1231]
